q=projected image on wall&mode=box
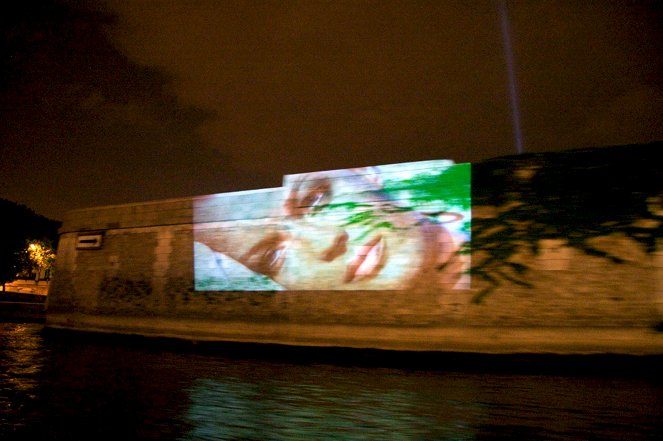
[194,160,471,291]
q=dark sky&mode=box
[2,0,662,220]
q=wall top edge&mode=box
[63,195,197,215]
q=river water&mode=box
[1,322,662,440]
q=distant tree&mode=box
[23,239,57,282]
[0,199,61,291]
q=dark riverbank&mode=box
[3,322,662,441]
[0,292,46,322]
[41,325,663,379]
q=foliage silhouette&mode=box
[470,142,663,303]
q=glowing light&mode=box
[499,0,524,154]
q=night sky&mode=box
[2,0,662,220]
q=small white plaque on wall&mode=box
[76,233,103,250]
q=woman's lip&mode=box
[344,235,386,283]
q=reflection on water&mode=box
[1,323,44,430]
[1,322,662,440]
[183,374,494,441]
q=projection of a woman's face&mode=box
[194,162,469,291]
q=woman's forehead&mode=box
[283,160,457,198]
[285,168,383,196]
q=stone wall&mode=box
[46,144,663,354]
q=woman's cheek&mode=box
[274,245,342,289]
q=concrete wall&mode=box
[46,147,663,354]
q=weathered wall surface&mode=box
[46,144,663,354]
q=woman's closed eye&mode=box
[285,178,332,218]
[240,232,290,278]
[300,179,331,213]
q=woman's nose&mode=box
[319,231,349,262]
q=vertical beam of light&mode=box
[499,0,524,154]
